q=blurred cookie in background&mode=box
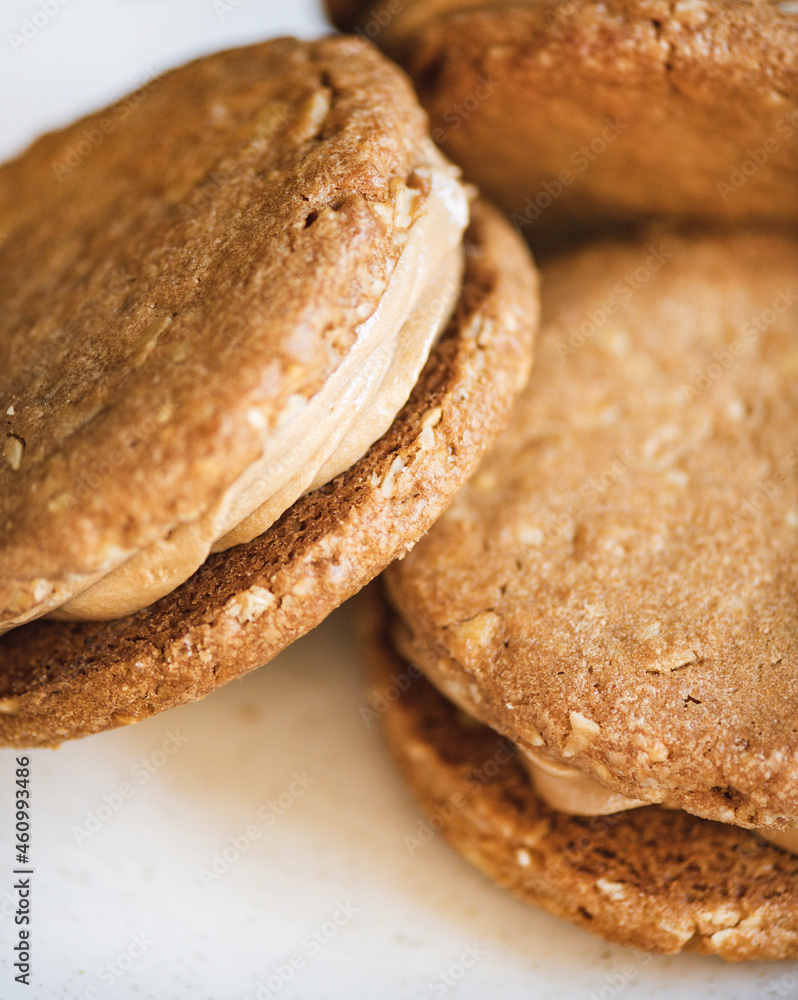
[326,0,798,248]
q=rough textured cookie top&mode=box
[0,36,440,621]
[386,230,798,830]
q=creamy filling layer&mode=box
[5,156,468,629]
[759,827,798,853]
[403,628,798,855]
[522,747,647,816]
[518,748,798,856]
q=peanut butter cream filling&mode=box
[518,748,798,856]
[4,158,468,630]
[405,634,798,855]
[521,747,648,816]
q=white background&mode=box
[0,2,795,997]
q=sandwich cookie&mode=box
[370,632,798,959]
[326,0,798,246]
[379,229,798,956]
[0,37,539,746]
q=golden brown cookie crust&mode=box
[385,228,798,831]
[0,200,538,747]
[370,607,798,959]
[0,36,441,620]
[328,0,798,245]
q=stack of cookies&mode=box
[1,0,796,965]
[327,0,798,961]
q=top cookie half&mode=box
[326,0,798,244]
[0,37,471,631]
[385,227,798,831]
